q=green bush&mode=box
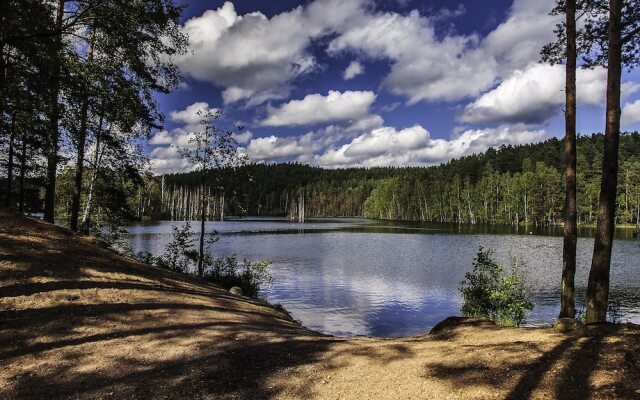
[145,222,272,298]
[205,256,272,298]
[459,247,533,327]
[91,219,133,254]
[157,222,197,273]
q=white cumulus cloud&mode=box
[234,130,254,144]
[149,130,174,145]
[261,90,377,127]
[148,146,195,175]
[327,0,559,104]
[313,124,546,168]
[176,0,368,105]
[343,61,364,80]
[246,135,311,161]
[173,0,568,108]
[169,102,219,124]
[460,64,640,124]
[622,100,640,127]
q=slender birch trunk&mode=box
[18,139,27,213]
[81,116,105,233]
[70,26,96,231]
[4,113,15,208]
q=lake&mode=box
[127,218,640,337]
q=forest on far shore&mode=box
[9,131,636,228]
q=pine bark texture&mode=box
[43,0,65,222]
[560,0,578,319]
[586,0,623,324]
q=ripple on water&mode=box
[128,218,640,337]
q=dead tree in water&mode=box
[288,190,306,222]
[219,189,225,221]
[298,191,305,223]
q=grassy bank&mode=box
[1,209,639,399]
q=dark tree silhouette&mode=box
[583,0,640,323]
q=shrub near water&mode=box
[158,222,198,273]
[460,247,533,327]
[141,222,273,298]
[206,256,272,298]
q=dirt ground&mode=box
[1,209,639,399]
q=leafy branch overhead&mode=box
[178,109,247,175]
[542,0,640,68]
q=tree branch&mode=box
[622,25,640,43]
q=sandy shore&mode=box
[1,209,639,399]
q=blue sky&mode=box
[148,0,640,173]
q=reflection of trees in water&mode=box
[127,220,640,336]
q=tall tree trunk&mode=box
[43,0,65,223]
[81,117,104,233]
[70,27,95,231]
[18,139,27,213]
[206,186,211,219]
[220,190,224,221]
[560,0,578,319]
[298,191,305,223]
[160,175,165,214]
[586,0,623,324]
[197,180,206,277]
[4,113,15,208]
[0,0,7,151]
[524,190,528,223]
[467,189,475,224]
[0,45,6,159]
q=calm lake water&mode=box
[127,218,640,337]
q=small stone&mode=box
[229,286,243,296]
[43,270,54,276]
[64,294,80,301]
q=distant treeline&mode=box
[6,132,639,226]
[126,132,640,226]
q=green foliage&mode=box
[7,132,640,226]
[205,257,272,298]
[541,0,640,70]
[179,108,247,173]
[93,224,131,252]
[460,247,534,327]
[175,107,249,276]
[148,221,271,298]
[156,221,197,273]
[0,0,187,221]
[130,133,640,227]
[54,165,143,235]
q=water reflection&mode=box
[128,218,640,337]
